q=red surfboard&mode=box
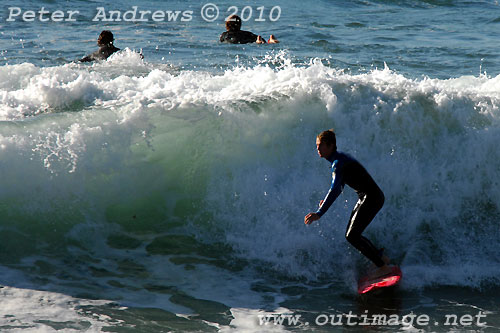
[358,266,402,294]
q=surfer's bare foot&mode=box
[369,255,390,271]
[368,264,393,279]
[268,35,279,43]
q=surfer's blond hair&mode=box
[317,129,337,151]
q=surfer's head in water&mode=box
[97,30,115,46]
[316,129,337,159]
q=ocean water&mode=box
[0,0,500,331]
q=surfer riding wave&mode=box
[305,130,392,279]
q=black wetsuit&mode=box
[316,151,386,267]
[80,44,120,62]
[219,30,259,44]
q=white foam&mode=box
[0,284,114,332]
[220,308,294,332]
[0,56,499,291]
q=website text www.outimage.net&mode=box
[258,311,488,329]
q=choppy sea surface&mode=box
[0,0,500,331]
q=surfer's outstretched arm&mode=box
[305,160,343,225]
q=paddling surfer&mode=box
[219,15,279,44]
[304,130,392,279]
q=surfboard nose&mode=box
[358,266,402,294]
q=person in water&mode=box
[304,130,392,279]
[80,30,120,62]
[220,15,279,44]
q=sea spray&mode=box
[0,54,499,292]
